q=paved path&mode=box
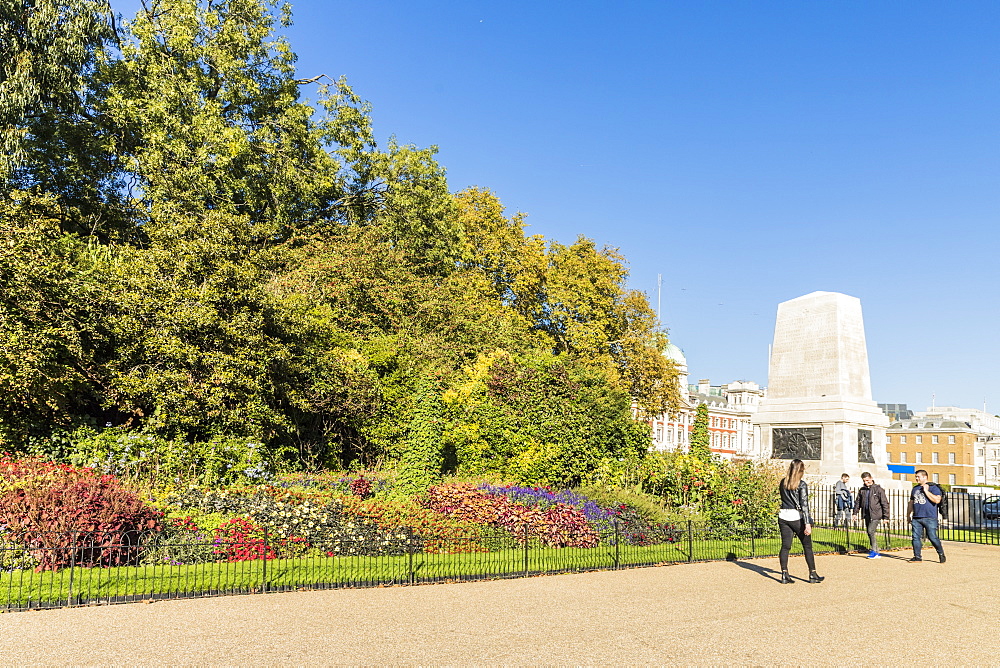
[2,541,997,665]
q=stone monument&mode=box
[752,291,895,485]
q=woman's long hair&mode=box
[782,459,805,490]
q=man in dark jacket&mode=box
[853,472,890,558]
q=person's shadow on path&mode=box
[726,555,782,582]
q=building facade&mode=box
[647,343,765,459]
[883,405,1000,487]
[885,418,979,487]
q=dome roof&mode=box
[664,342,687,365]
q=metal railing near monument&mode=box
[2,487,997,613]
[808,483,1000,547]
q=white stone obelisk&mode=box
[752,291,894,485]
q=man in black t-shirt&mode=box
[906,469,945,563]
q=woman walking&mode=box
[777,459,824,584]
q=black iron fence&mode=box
[808,483,1000,546]
[2,485,997,613]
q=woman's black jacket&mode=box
[779,480,813,525]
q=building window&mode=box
[932,435,939,444]
[978,449,985,457]
[901,435,907,444]
[978,467,985,476]
[932,473,939,483]
[656,428,663,442]
[900,452,907,463]
[885,434,891,444]
[949,474,956,485]
[915,452,923,463]
[949,453,956,464]
[948,435,956,444]
[900,474,908,481]
[916,435,923,444]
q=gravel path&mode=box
[2,541,997,665]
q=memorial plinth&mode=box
[752,291,895,485]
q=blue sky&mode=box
[111,1,1000,413]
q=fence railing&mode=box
[2,487,998,613]
[808,483,1000,545]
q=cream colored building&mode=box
[647,343,765,460]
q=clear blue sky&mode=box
[112,1,1000,414]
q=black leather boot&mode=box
[780,570,794,584]
[809,570,825,583]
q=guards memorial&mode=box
[752,291,894,484]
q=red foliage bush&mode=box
[421,483,598,548]
[212,517,277,561]
[0,455,162,570]
[348,475,373,499]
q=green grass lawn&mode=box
[3,525,996,610]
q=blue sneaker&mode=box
[867,551,881,559]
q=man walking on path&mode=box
[833,473,852,527]
[907,469,946,563]
[853,472,889,558]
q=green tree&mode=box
[689,403,711,462]
[0,193,114,445]
[442,350,648,487]
[397,376,444,495]
[0,0,676,485]
[0,0,131,238]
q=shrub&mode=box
[140,515,221,566]
[212,517,279,561]
[348,475,373,499]
[0,456,162,570]
[632,451,782,534]
[337,495,501,553]
[0,531,39,571]
[65,428,274,486]
[165,486,409,558]
[421,483,599,548]
[479,483,680,546]
[269,471,393,497]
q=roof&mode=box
[664,342,686,365]
[888,419,974,431]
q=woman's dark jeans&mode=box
[778,517,816,572]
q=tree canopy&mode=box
[0,0,680,487]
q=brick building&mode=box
[885,418,978,486]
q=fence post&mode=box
[687,520,693,562]
[523,523,529,578]
[407,526,415,585]
[750,527,755,559]
[67,531,76,607]
[261,525,268,593]
[844,514,851,554]
[613,519,620,569]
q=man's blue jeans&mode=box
[911,517,943,557]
